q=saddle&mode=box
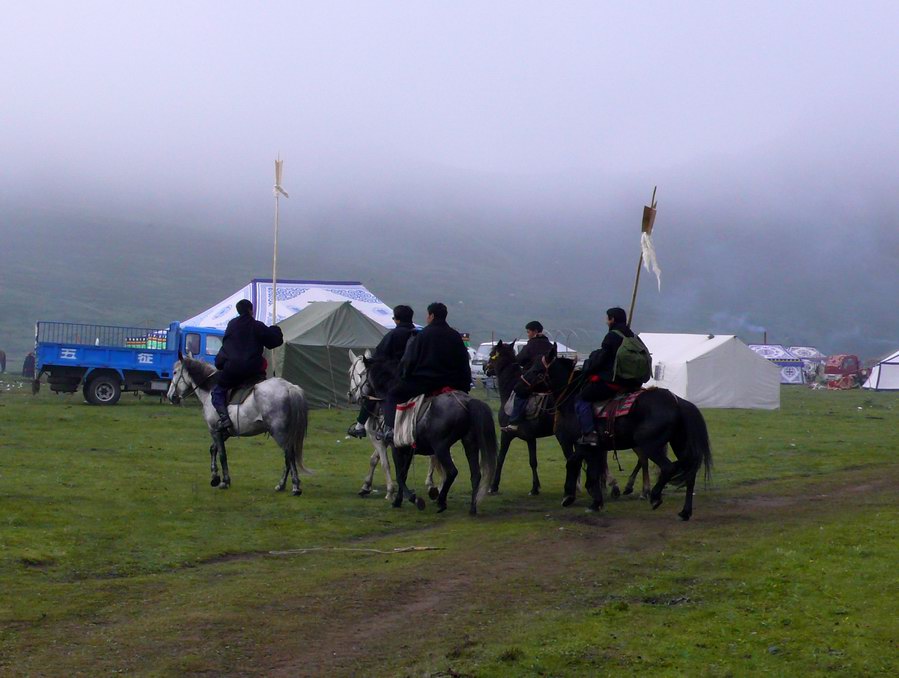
[227,375,265,406]
[394,387,464,448]
[592,389,645,420]
[503,392,553,420]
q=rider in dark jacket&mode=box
[575,307,639,445]
[211,299,284,433]
[347,305,417,438]
[381,302,471,444]
[503,321,553,431]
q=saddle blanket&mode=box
[228,377,265,406]
[592,389,645,420]
[394,388,465,447]
[502,392,552,420]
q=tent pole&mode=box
[628,186,656,325]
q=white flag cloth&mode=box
[641,232,662,291]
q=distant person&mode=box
[381,302,471,444]
[0,349,5,373]
[211,299,284,434]
[502,320,553,432]
[22,352,35,378]
[347,305,418,438]
[575,307,649,445]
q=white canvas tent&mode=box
[641,333,780,409]
[182,278,395,331]
[862,348,899,391]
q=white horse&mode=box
[167,356,310,495]
[347,350,441,504]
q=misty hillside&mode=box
[2,182,897,366]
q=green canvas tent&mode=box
[273,301,388,408]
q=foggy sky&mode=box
[2,1,898,357]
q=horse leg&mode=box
[641,454,652,500]
[208,439,221,487]
[379,441,397,502]
[359,447,379,497]
[434,444,458,514]
[561,446,584,507]
[623,452,643,496]
[489,431,512,495]
[679,470,697,521]
[276,452,289,492]
[647,447,676,511]
[217,438,231,490]
[584,449,605,512]
[426,456,440,501]
[526,438,541,496]
[462,437,482,515]
[391,445,422,509]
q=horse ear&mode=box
[496,340,503,347]
[348,349,357,362]
[364,349,372,359]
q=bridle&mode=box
[347,356,374,404]
[169,359,216,404]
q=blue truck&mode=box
[34,321,224,405]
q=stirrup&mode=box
[346,423,366,439]
[578,431,599,446]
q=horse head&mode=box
[167,357,189,405]
[485,340,516,377]
[347,349,375,403]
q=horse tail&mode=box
[469,398,498,506]
[676,397,713,486]
[289,386,311,474]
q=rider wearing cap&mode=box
[211,299,283,434]
[347,304,417,438]
[502,320,553,432]
[575,306,641,445]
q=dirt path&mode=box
[253,469,897,676]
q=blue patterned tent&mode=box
[182,278,395,331]
[748,344,806,384]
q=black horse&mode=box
[484,340,577,495]
[522,344,713,520]
[366,358,498,515]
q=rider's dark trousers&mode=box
[575,380,622,434]
[211,367,253,415]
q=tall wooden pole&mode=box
[628,186,657,325]
[271,156,289,374]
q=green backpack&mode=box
[612,330,652,384]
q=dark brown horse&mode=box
[523,344,713,520]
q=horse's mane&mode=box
[183,357,218,386]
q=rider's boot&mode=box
[347,422,367,438]
[211,386,234,434]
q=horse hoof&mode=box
[358,487,372,497]
[586,504,601,513]
[416,497,427,511]
[622,487,633,496]
[529,488,540,496]
[210,475,221,487]
[651,497,663,510]
[611,486,621,499]
[275,484,285,492]
[469,507,477,516]
[392,501,403,509]
[428,487,440,501]
[561,495,576,507]
[487,487,500,495]
[218,483,229,490]
[678,511,691,521]
[292,488,302,496]
[436,502,448,513]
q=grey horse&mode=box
[167,356,309,495]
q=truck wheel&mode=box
[85,375,121,406]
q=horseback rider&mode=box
[347,304,417,438]
[575,307,644,446]
[501,320,553,432]
[381,302,471,445]
[211,299,284,433]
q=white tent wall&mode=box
[862,349,899,390]
[641,333,781,409]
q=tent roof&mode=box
[278,301,388,347]
[748,344,801,361]
[182,278,395,330]
[640,333,735,362]
[788,346,826,359]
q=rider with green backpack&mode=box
[575,307,652,446]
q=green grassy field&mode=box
[1,378,897,676]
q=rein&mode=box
[173,362,217,402]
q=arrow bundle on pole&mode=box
[628,187,661,325]
[271,156,289,375]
